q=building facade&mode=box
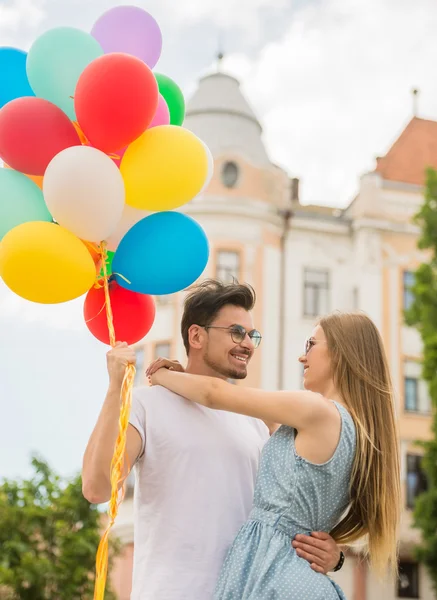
[111,72,435,600]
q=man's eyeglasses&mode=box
[203,324,262,349]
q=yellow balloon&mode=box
[121,125,208,211]
[0,221,96,304]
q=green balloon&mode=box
[100,250,115,278]
[155,73,185,126]
[0,169,52,241]
[26,27,103,121]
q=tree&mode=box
[405,167,437,594]
[0,456,119,599]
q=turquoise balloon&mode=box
[0,169,52,240]
[26,27,103,121]
[0,48,35,108]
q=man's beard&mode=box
[203,351,248,380]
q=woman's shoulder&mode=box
[331,401,357,446]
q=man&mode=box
[82,280,343,599]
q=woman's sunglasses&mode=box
[304,337,327,355]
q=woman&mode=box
[147,312,400,599]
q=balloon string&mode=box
[72,120,89,145]
[85,299,107,324]
[71,120,120,160]
[94,272,131,290]
[93,241,136,600]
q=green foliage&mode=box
[405,167,437,593]
[0,456,119,599]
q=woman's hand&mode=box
[146,357,184,376]
[149,369,167,387]
[146,358,185,386]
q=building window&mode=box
[154,342,171,360]
[397,561,419,598]
[303,269,329,317]
[403,271,415,311]
[221,161,239,188]
[406,454,428,509]
[216,250,240,283]
[134,348,145,386]
[404,361,431,414]
[404,377,418,412]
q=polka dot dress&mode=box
[214,402,356,600]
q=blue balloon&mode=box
[0,47,35,108]
[112,212,209,295]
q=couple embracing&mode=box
[83,279,400,599]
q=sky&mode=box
[1,0,437,479]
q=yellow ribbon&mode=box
[93,241,136,600]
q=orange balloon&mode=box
[3,163,43,189]
[81,239,102,273]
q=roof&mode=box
[184,71,270,167]
[186,72,261,129]
[375,117,437,186]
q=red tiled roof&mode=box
[375,117,437,186]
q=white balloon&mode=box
[106,204,150,251]
[43,146,125,242]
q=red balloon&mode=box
[75,53,159,154]
[0,97,81,176]
[84,280,156,345]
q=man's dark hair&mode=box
[181,279,256,354]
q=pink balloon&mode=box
[148,94,170,129]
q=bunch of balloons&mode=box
[0,5,213,346]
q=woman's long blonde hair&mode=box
[319,312,400,574]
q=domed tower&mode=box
[185,70,271,166]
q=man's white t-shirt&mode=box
[128,384,269,600]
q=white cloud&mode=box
[171,0,288,42]
[0,0,46,42]
[221,0,437,206]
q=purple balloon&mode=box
[91,5,162,69]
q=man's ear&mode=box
[188,324,204,351]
